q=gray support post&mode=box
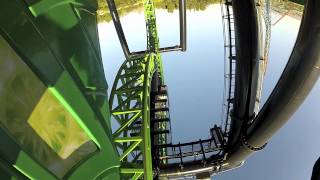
[106,0,130,58]
[179,0,187,51]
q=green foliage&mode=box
[96,0,304,23]
[155,0,220,12]
[97,0,220,23]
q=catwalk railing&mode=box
[220,0,237,141]
[153,126,225,170]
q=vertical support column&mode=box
[179,0,187,51]
[178,143,183,167]
[199,139,206,163]
[106,0,130,58]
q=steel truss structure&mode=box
[110,54,159,179]
[109,0,164,179]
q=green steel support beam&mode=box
[110,53,161,179]
[109,0,165,179]
[110,54,150,179]
[113,112,142,137]
[132,172,143,180]
[143,0,164,82]
[120,168,144,174]
[119,141,142,161]
[114,137,143,143]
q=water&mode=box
[98,2,320,179]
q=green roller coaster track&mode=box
[109,0,164,179]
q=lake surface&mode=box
[98,2,320,179]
